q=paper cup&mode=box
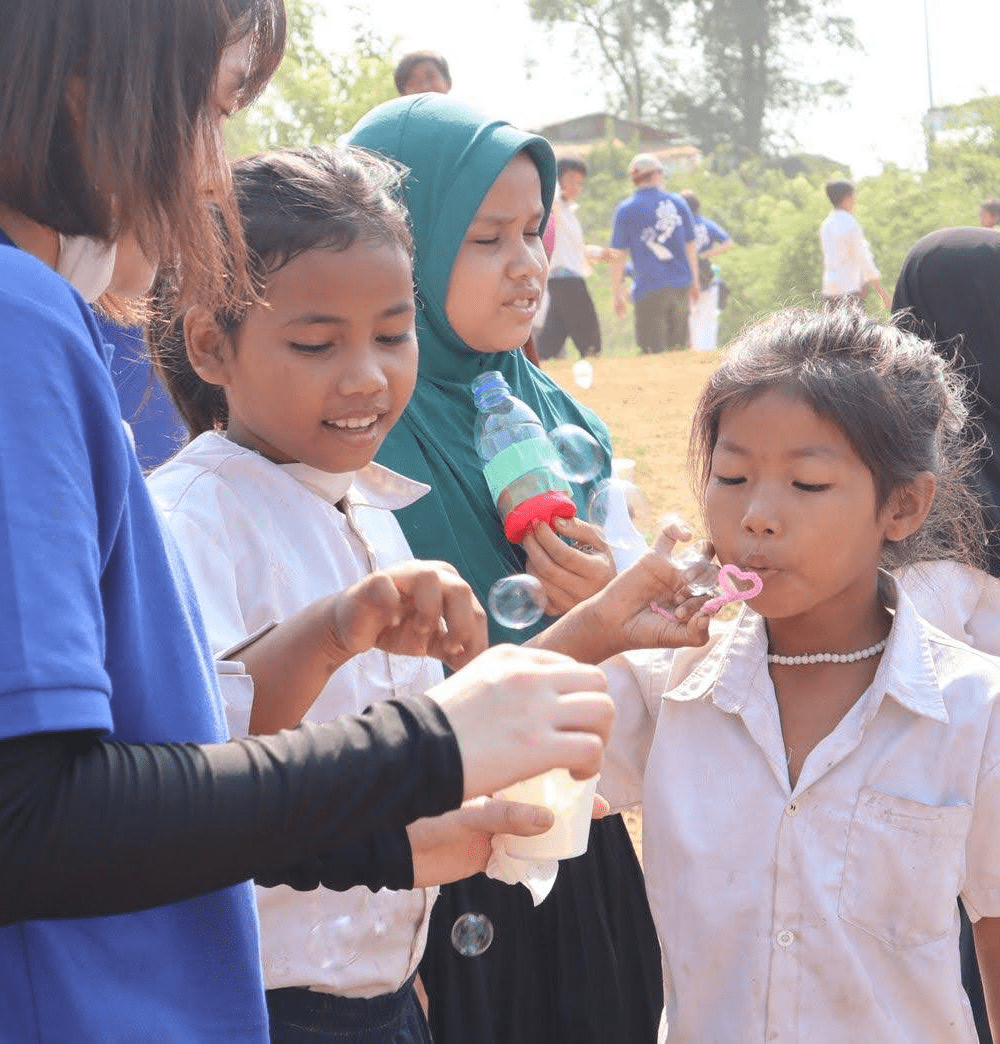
[498,769,599,861]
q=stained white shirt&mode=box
[149,432,442,998]
[601,579,1000,1043]
[820,207,880,296]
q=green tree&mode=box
[528,0,858,153]
[527,0,677,120]
[225,0,397,157]
[663,0,859,153]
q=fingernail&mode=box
[533,807,555,829]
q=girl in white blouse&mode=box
[554,307,1000,1043]
[146,147,606,1044]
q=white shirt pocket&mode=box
[838,787,971,948]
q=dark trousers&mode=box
[634,285,690,352]
[266,974,431,1044]
[537,276,602,360]
[961,901,993,1043]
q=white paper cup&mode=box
[498,770,599,861]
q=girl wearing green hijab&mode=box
[349,96,663,1044]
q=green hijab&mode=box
[348,95,613,644]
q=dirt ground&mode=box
[543,350,724,864]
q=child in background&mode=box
[348,96,663,1044]
[147,146,560,1044]
[582,307,1000,1042]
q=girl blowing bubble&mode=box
[572,307,1000,1042]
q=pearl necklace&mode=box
[767,637,888,666]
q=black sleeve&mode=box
[0,693,463,926]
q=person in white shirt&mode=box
[547,306,1000,1043]
[820,180,891,308]
[536,155,610,362]
[147,146,616,1044]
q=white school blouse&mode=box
[149,432,442,998]
[601,578,1000,1044]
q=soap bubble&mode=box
[549,424,606,483]
[572,359,594,389]
[488,574,546,629]
[586,479,651,550]
[671,546,718,596]
[451,912,494,957]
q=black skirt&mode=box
[419,813,663,1043]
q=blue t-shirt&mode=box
[0,241,267,1042]
[611,187,696,300]
[692,216,730,256]
[102,317,187,471]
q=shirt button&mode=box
[786,802,798,816]
[776,929,795,948]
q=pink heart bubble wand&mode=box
[651,563,763,621]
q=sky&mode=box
[335,0,1000,178]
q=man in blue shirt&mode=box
[610,153,699,353]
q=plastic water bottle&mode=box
[471,371,576,543]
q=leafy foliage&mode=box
[224,0,397,157]
[564,107,1000,354]
[528,0,676,120]
[528,0,859,153]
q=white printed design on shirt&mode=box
[639,199,682,261]
[693,222,711,253]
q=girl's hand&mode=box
[522,516,615,616]
[326,562,488,672]
[528,518,714,664]
[595,519,715,653]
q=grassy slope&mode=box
[543,351,721,537]
[542,349,724,861]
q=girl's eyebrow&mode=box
[716,437,840,460]
[470,209,546,226]
[283,301,415,326]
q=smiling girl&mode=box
[149,146,610,1044]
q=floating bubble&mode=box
[451,912,494,957]
[549,424,606,483]
[671,546,718,596]
[488,574,547,630]
[572,359,594,389]
[586,479,651,551]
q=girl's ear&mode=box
[883,472,937,543]
[184,306,231,387]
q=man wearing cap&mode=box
[608,153,699,353]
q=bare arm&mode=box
[609,248,629,319]
[686,240,701,302]
[700,239,734,259]
[973,916,1000,1040]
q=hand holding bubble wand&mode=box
[646,514,763,622]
